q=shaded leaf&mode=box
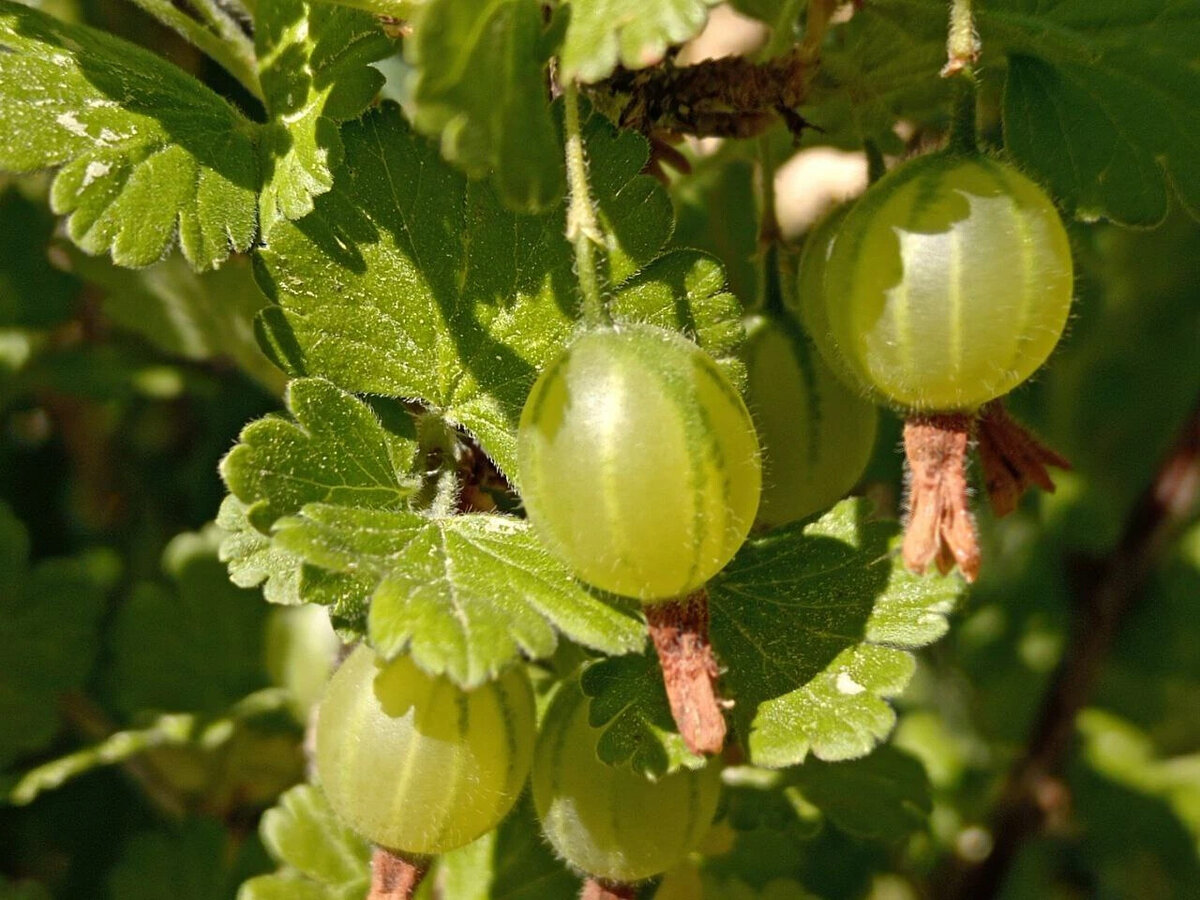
[558,0,721,82]
[255,102,734,481]
[63,250,283,393]
[0,502,115,770]
[857,0,1200,224]
[787,745,932,841]
[406,0,564,211]
[580,651,704,778]
[708,499,962,768]
[256,0,395,232]
[106,525,268,716]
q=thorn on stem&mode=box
[369,847,428,900]
[645,590,727,756]
[902,414,981,582]
[976,401,1071,518]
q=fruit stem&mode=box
[369,847,428,900]
[562,81,611,329]
[645,589,728,756]
[941,0,980,156]
[864,139,887,185]
[581,877,639,899]
[901,414,981,582]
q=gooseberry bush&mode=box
[2,0,1199,898]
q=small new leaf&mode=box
[0,0,257,269]
[256,0,395,232]
[274,504,646,687]
[580,652,705,778]
[558,0,722,83]
[256,103,734,481]
[407,0,564,212]
[240,784,370,900]
[708,499,962,768]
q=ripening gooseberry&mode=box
[807,153,1073,412]
[315,645,535,855]
[517,324,761,601]
[532,678,722,883]
[741,311,878,527]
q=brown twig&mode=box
[581,878,639,900]
[937,399,1200,900]
[645,590,727,755]
[598,44,817,140]
[370,847,428,900]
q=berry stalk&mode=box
[369,848,427,900]
[645,590,727,755]
[581,878,639,900]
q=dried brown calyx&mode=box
[581,878,639,900]
[902,403,1070,582]
[976,401,1071,518]
[369,847,428,900]
[644,589,727,756]
[903,413,981,581]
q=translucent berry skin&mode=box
[741,312,878,527]
[517,324,762,601]
[532,679,721,883]
[315,645,536,855]
[810,154,1073,412]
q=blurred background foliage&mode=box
[2,1,1199,898]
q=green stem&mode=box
[8,688,289,807]
[562,82,609,328]
[751,134,785,315]
[797,0,839,64]
[864,138,887,184]
[191,0,255,63]
[947,73,980,156]
[124,0,263,102]
[942,0,981,155]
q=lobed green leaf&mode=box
[240,784,370,900]
[557,0,722,83]
[275,503,646,687]
[580,652,705,778]
[406,0,564,212]
[255,102,734,482]
[847,0,1200,225]
[256,0,395,233]
[708,499,963,768]
[105,525,268,716]
[221,377,420,532]
[0,0,257,269]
